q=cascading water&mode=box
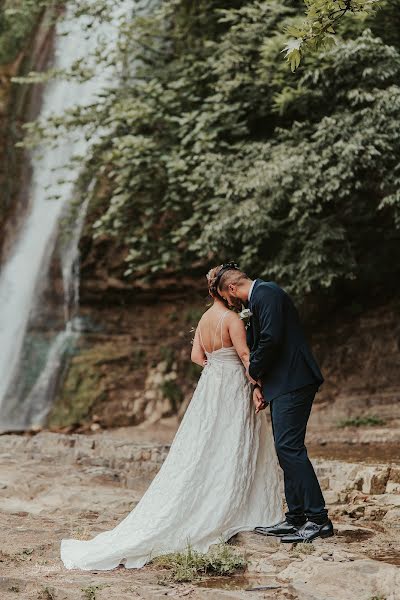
[0,3,133,430]
[14,196,91,428]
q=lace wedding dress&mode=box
[61,315,283,571]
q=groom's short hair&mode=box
[218,269,249,291]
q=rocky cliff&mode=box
[0,7,55,263]
[46,261,400,433]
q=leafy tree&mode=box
[16,0,400,300]
[283,0,383,70]
[0,0,55,65]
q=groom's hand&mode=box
[253,387,266,414]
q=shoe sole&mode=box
[254,530,297,537]
[280,530,335,544]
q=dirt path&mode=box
[0,426,399,600]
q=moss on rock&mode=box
[46,345,112,427]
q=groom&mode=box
[217,264,333,543]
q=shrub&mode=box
[153,541,247,583]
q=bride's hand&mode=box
[246,368,257,385]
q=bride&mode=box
[60,266,283,571]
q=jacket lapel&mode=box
[249,279,262,312]
[248,279,262,350]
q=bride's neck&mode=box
[213,298,227,310]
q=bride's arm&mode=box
[228,314,250,370]
[191,326,207,367]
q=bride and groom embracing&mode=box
[61,263,333,571]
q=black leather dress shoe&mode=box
[280,519,334,543]
[254,520,304,537]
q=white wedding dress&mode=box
[61,314,283,570]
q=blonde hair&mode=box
[206,266,223,297]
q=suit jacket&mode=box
[247,279,323,402]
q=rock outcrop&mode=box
[0,426,398,600]
[42,294,400,433]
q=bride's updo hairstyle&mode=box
[206,266,224,299]
[206,262,248,304]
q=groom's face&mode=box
[219,285,242,310]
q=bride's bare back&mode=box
[191,301,250,368]
[198,309,233,352]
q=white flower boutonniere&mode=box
[239,307,253,329]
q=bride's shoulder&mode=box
[197,308,211,326]
[225,310,241,324]
[226,309,239,318]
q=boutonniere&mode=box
[239,307,253,329]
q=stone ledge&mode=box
[0,431,399,496]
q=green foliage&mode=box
[81,586,102,600]
[337,415,386,427]
[47,345,107,427]
[159,346,175,370]
[39,586,56,600]
[39,588,56,600]
[153,541,247,582]
[290,542,316,556]
[185,307,206,326]
[131,348,147,369]
[284,0,382,70]
[185,360,202,383]
[17,0,400,301]
[0,0,54,65]
[362,0,400,47]
[160,380,183,411]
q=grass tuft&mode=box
[39,588,56,600]
[290,542,316,557]
[81,586,100,600]
[153,541,247,583]
[81,584,109,600]
[69,524,92,540]
[337,415,386,428]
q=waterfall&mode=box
[0,3,133,430]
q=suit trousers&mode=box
[269,384,328,524]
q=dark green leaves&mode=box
[15,0,400,300]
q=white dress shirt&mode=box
[248,280,256,305]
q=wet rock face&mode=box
[46,301,204,430]
[311,299,400,420]
[0,8,56,264]
[44,292,400,433]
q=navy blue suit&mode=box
[247,280,327,524]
